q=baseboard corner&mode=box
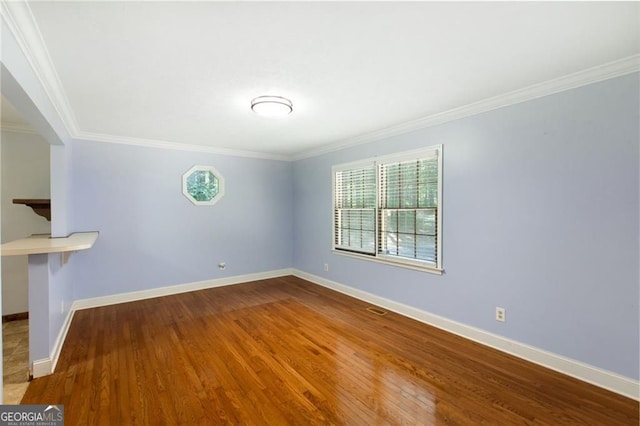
[32,358,52,378]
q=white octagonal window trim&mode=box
[182,165,226,206]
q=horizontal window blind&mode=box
[332,146,442,272]
[378,154,439,264]
[334,165,376,254]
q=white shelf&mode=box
[0,232,99,256]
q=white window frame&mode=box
[182,165,226,206]
[332,146,443,275]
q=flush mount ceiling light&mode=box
[251,95,293,117]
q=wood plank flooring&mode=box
[22,276,638,424]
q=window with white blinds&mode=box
[333,164,377,254]
[332,146,442,273]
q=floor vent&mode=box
[366,307,388,316]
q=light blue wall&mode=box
[28,255,49,364]
[67,140,293,300]
[293,73,640,379]
[47,145,74,358]
[48,252,72,356]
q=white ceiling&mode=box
[8,2,640,158]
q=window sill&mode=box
[332,249,443,275]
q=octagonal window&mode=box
[182,165,225,206]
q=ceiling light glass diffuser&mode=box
[251,96,293,117]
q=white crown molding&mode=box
[1,0,291,161]
[4,0,638,163]
[1,0,80,135]
[292,269,640,400]
[75,130,291,162]
[292,55,640,161]
[77,55,640,162]
[0,121,38,134]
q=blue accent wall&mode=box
[67,140,293,300]
[293,73,639,379]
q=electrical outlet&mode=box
[323,263,329,272]
[60,301,64,314]
[496,307,506,322]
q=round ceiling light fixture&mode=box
[251,95,293,117]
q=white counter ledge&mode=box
[0,231,99,256]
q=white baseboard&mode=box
[72,268,293,311]
[50,307,76,373]
[292,269,640,401]
[33,310,72,377]
[44,267,638,400]
[31,358,52,379]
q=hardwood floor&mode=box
[22,276,638,424]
